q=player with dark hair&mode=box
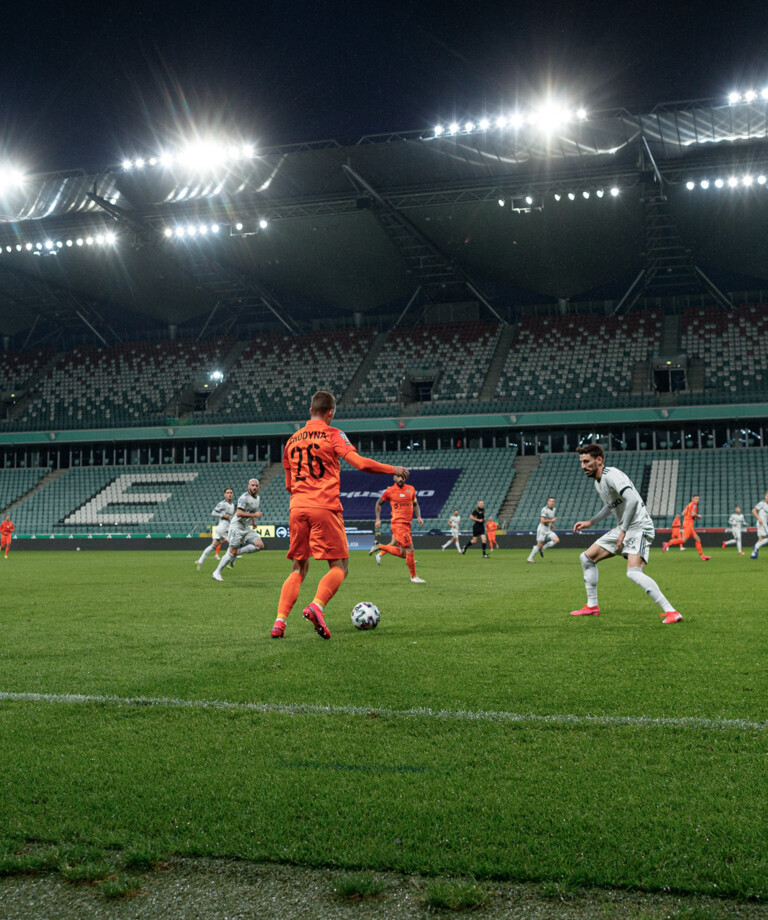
[271,390,408,639]
[526,496,559,563]
[196,487,234,571]
[370,472,425,583]
[570,444,681,624]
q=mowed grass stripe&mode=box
[2,690,768,733]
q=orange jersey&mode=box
[283,419,356,512]
[379,483,417,524]
[0,521,14,537]
[671,516,681,537]
[486,520,498,536]
[682,501,699,526]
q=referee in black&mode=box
[462,500,489,557]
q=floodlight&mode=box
[199,224,208,234]
[743,175,753,186]
[508,112,524,129]
[762,88,768,100]
[745,90,757,102]
[448,122,459,134]
[497,198,505,207]
[122,159,133,170]
[525,196,533,205]
[553,193,561,201]
[211,223,220,233]
[582,190,590,199]
[36,243,42,250]
[95,234,104,244]
[25,242,32,251]
[210,370,223,381]
[241,144,255,159]
[66,239,73,247]
[76,238,84,246]
[728,91,741,104]
[259,218,268,229]
[187,225,197,236]
[163,227,173,237]
[135,158,145,169]
[576,107,587,120]
[175,227,185,238]
[434,124,444,136]
[596,188,604,198]
[464,121,475,132]
[105,232,116,244]
[149,157,157,166]
[44,240,53,250]
[479,117,490,130]
[567,192,575,200]
[728,176,738,187]
[495,116,507,129]
[758,175,767,185]
[714,178,724,188]
[56,240,63,248]
[15,244,21,251]
[610,187,620,197]
[235,222,243,231]
[159,152,175,168]
[700,179,710,189]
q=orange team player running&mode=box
[271,390,409,640]
[485,518,498,551]
[0,514,14,558]
[663,494,711,561]
[369,473,425,583]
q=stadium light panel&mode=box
[497,198,505,207]
[714,178,724,188]
[448,122,460,134]
[122,159,133,170]
[567,192,575,200]
[728,91,741,104]
[553,193,561,201]
[163,227,173,238]
[728,176,738,187]
[211,223,220,233]
[610,187,620,197]
[134,158,145,169]
[700,179,710,189]
[582,190,590,199]
[508,112,524,129]
[464,121,475,132]
[596,188,604,198]
[495,116,507,129]
[479,118,490,131]
[235,222,243,231]
[576,107,587,120]
[743,175,753,186]
[744,90,757,102]
[434,124,444,136]
[259,218,268,229]
[758,175,767,185]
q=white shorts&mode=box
[536,525,555,543]
[450,529,459,539]
[758,524,768,539]
[227,526,262,550]
[595,525,654,563]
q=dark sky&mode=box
[2,0,768,174]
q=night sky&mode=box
[2,0,768,174]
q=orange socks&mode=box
[379,544,404,558]
[277,571,303,620]
[405,551,416,578]
[312,566,346,608]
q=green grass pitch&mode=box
[0,545,767,899]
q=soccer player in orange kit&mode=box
[663,494,710,561]
[485,517,498,551]
[271,390,408,640]
[0,514,14,558]
[370,473,425,583]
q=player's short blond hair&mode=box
[311,390,336,415]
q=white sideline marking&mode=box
[1,691,766,733]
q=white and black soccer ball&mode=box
[351,601,381,630]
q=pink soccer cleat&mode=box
[303,602,331,639]
[569,605,600,617]
[662,611,683,625]
[701,555,711,562]
[662,543,669,553]
[270,619,286,638]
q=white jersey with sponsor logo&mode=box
[536,505,557,542]
[212,499,235,540]
[596,467,654,533]
[448,513,461,536]
[229,491,261,538]
[728,512,747,535]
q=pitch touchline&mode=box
[1,691,766,733]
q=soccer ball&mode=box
[351,601,381,630]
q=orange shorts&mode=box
[682,525,698,540]
[391,521,414,547]
[0,536,11,548]
[288,507,348,561]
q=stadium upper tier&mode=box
[1,306,768,432]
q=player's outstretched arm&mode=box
[345,452,408,479]
[573,520,593,532]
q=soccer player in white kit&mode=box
[526,496,559,563]
[196,487,235,571]
[722,505,746,554]
[212,479,264,581]
[750,492,768,559]
[441,509,462,552]
[570,444,682,624]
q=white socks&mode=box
[198,544,216,564]
[626,567,673,613]
[580,552,599,606]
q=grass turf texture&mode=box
[0,548,767,901]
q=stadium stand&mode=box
[352,321,501,409]
[0,467,50,510]
[11,462,266,535]
[680,304,768,404]
[212,329,376,423]
[495,312,662,411]
[12,338,233,431]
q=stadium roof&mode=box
[1,100,768,346]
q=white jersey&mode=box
[229,491,261,538]
[213,499,235,539]
[595,467,654,533]
[539,506,556,531]
[755,501,768,537]
[728,512,746,534]
[448,513,461,536]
